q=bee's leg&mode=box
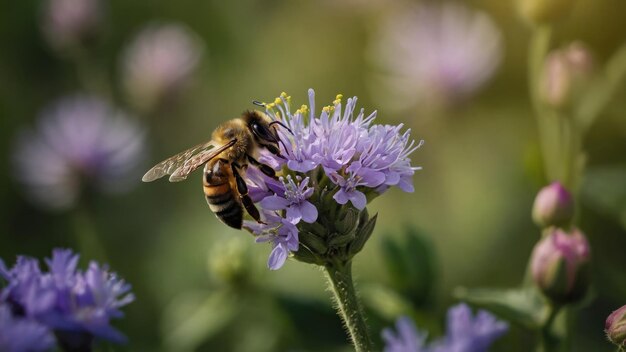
[231,163,265,224]
[246,154,277,179]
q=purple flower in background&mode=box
[0,249,134,348]
[42,0,103,50]
[122,23,204,112]
[0,305,55,352]
[243,89,421,270]
[369,2,503,112]
[430,304,509,352]
[13,95,146,210]
[383,304,508,352]
[382,316,428,352]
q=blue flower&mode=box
[0,304,55,352]
[0,249,135,348]
[382,304,508,352]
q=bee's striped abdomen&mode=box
[203,172,243,229]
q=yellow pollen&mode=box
[280,92,288,98]
[335,94,343,100]
[322,106,330,113]
[274,97,282,105]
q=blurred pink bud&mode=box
[530,227,590,304]
[532,182,574,228]
[540,42,595,109]
[121,23,204,112]
[606,305,626,347]
[518,0,577,24]
[42,0,103,50]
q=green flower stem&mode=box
[528,26,558,182]
[71,208,108,264]
[324,260,373,352]
[538,304,562,352]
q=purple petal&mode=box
[348,190,367,210]
[298,201,318,223]
[260,195,290,210]
[285,206,302,223]
[360,170,386,187]
[268,244,288,270]
[333,189,350,205]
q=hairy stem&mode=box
[324,260,373,352]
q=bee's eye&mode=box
[251,122,275,142]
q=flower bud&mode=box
[605,305,626,347]
[532,182,575,228]
[530,227,590,304]
[540,43,595,110]
[207,238,252,286]
[518,0,577,24]
[42,0,103,51]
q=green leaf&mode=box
[454,286,545,330]
[582,165,626,229]
[381,227,437,306]
[162,289,240,351]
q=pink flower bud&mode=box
[532,182,575,228]
[606,305,626,347]
[42,0,103,51]
[540,42,595,110]
[530,227,590,304]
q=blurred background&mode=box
[1,0,625,351]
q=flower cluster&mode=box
[368,2,503,112]
[382,304,509,352]
[244,89,421,270]
[13,95,146,210]
[0,249,134,351]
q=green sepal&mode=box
[298,230,328,254]
[336,208,359,235]
[328,232,356,247]
[454,286,545,330]
[349,212,377,256]
[292,244,324,265]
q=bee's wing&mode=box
[142,139,237,183]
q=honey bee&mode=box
[142,110,286,229]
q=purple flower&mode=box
[245,211,299,270]
[243,89,421,269]
[430,304,509,352]
[0,249,135,346]
[13,95,146,210]
[382,316,428,352]
[383,304,508,352]
[122,23,204,112]
[369,2,503,111]
[260,176,317,223]
[0,305,55,352]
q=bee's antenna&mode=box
[269,121,293,135]
[252,100,265,107]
